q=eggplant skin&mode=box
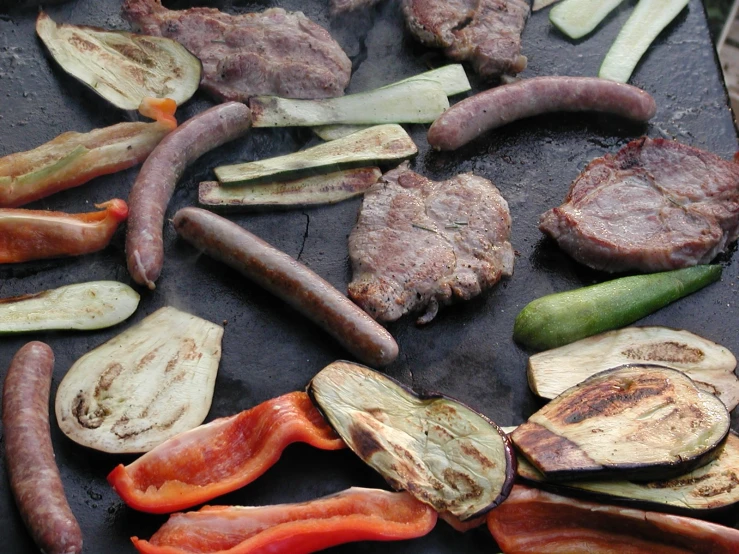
[515,431,739,514]
[308,360,516,521]
[512,364,731,482]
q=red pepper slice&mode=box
[0,199,128,263]
[131,487,437,554]
[0,116,174,208]
[486,484,739,553]
[108,392,345,514]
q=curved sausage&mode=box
[427,76,657,151]
[126,102,252,290]
[173,207,399,367]
[3,342,83,554]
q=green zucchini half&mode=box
[215,125,416,186]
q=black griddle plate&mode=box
[0,0,738,552]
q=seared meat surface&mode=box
[331,0,384,14]
[348,163,514,324]
[122,0,351,101]
[402,0,529,79]
[540,137,739,273]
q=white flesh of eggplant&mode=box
[36,12,201,110]
[310,360,516,521]
[512,365,730,481]
[215,125,417,186]
[516,432,739,513]
[55,307,223,453]
[249,80,449,128]
[0,281,139,333]
[313,65,471,141]
[527,327,739,410]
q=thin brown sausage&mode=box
[126,102,252,290]
[427,76,657,151]
[173,207,399,367]
[3,342,83,554]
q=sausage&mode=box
[126,101,252,290]
[2,342,83,554]
[427,76,658,151]
[173,207,399,367]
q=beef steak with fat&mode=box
[122,0,351,101]
[539,137,739,272]
[402,0,530,79]
[348,163,514,324]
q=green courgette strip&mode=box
[513,265,722,351]
[599,0,690,83]
[550,0,626,40]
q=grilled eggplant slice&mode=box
[516,431,739,514]
[528,327,739,410]
[511,364,730,481]
[55,307,223,453]
[36,12,201,110]
[309,360,516,521]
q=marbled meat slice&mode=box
[539,137,739,273]
[402,0,530,79]
[122,0,352,101]
[348,163,514,324]
[331,0,385,14]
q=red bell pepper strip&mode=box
[108,392,345,514]
[0,100,176,208]
[486,484,739,553]
[131,487,437,554]
[0,199,128,263]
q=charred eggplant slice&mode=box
[511,364,730,481]
[527,327,739,410]
[309,360,516,521]
[516,431,739,514]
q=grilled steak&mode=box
[402,0,530,79]
[348,163,514,324]
[539,137,739,273]
[122,0,352,101]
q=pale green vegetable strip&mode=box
[250,80,449,127]
[215,124,416,186]
[533,0,562,10]
[313,65,470,140]
[599,0,690,83]
[0,281,140,333]
[550,0,626,39]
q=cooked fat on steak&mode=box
[348,163,514,324]
[539,137,739,273]
[402,0,530,79]
[122,0,352,102]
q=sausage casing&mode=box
[427,76,657,151]
[126,101,252,290]
[173,207,399,367]
[3,341,83,554]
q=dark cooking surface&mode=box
[0,0,738,552]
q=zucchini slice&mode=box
[599,0,690,83]
[55,307,223,453]
[215,125,417,186]
[527,327,739,410]
[36,12,201,109]
[516,431,739,514]
[199,167,381,210]
[533,0,563,10]
[313,65,471,141]
[0,281,139,333]
[511,364,730,482]
[309,360,516,521]
[549,0,626,40]
[249,80,449,128]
